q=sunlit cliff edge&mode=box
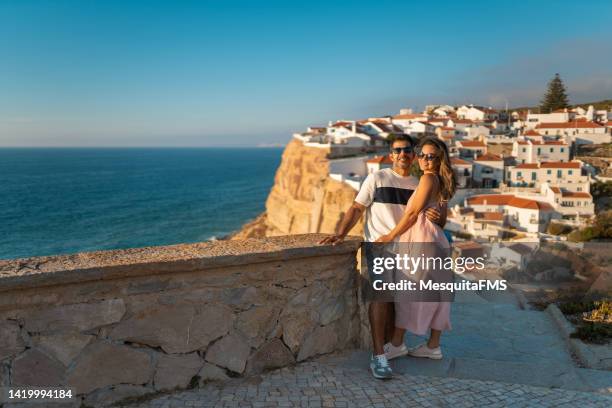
[231,139,362,239]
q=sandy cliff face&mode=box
[232,140,362,239]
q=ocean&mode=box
[0,147,283,260]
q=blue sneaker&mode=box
[370,354,393,379]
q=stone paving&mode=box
[125,360,612,408]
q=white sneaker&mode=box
[383,342,408,360]
[408,343,443,360]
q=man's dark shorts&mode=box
[361,242,396,303]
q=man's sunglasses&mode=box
[417,152,438,161]
[391,147,414,154]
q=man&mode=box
[319,134,445,379]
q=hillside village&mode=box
[292,103,612,245]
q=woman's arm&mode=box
[376,174,438,242]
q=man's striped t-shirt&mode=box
[354,168,418,242]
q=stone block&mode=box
[66,341,154,395]
[153,353,202,391]
[83,384,152,407]
[0,320,26,360]
[246,338,295,375]
[11,348,65,387]
[32,332,94,366]
[198,363,229,383]
[236,305,278,347]
[22,298,125,333]
[110,303,233,353]
[205,332,251,374]
[297,325,338,362]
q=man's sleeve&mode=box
[355,173,375,207]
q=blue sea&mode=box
[0,148,283,260]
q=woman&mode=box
[376,137,456,360]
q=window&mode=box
[560,148,565,153]
[531,172,536,181]
[550,148,554,153]
[522,148,526,153]
[517,171,522,177]
[547,169,552,175]
[568,170,573,175]
[537,148,541,155]
[557,170,562,178]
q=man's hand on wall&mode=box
[318,235,345,245]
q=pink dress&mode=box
[394,192,452,335]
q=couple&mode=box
[320,134,456,379]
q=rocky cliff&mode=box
[232,139,363,239]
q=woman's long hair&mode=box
[418,137,456,202]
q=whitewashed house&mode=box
[536,121,610,145]
[465,194,559,233]
[473,153,504,188]
[456,140,487,159]
[512,139,570,164]
[451,157,473,188]
[525,110,575,129]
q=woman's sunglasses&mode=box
[417,152,438,161]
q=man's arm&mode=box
[318,202,366,245]
[424,203,447,228]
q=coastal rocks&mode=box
[11,348,65,386]
[232,139,362,239]
[153,353,202,391]
[205,332,251,374]
[109,303,233,353]
[22,298,126,333]
[246,338,295,374]
[0,319,25,360]
[66,341,154,395]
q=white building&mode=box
[465,194,559,233]
[366,155,393,174]
[536,121,610,144]
[506,161,589,192]
[473,153,504,188]
[525,110,575,129]
[391,113,429,129]
[451,157,473,188]
[512,139,570,164]
[456,140,487,159]
[457,105,499,122]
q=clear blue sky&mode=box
[1,0,611,147]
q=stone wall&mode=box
[0,235,362,407]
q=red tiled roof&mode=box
[459,141,486,147]
[467,194,553,211]
[561,191,591,198]
[451,157,472,166]
[536,121,603,129]
[514,163,539,169]
[507,196,553,211]
[474,212,504,221]
[475,153,502,162]
[393,114,428,120]
[367,156,393,164]
[467,194,515,205]
[540,161,581,169]
[550,186,561,193]
[454,241,483,250]
[524,129,541,136]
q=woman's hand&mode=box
[375,234,394,243]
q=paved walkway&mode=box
[125,289,611,407]
[126,360,611,408]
